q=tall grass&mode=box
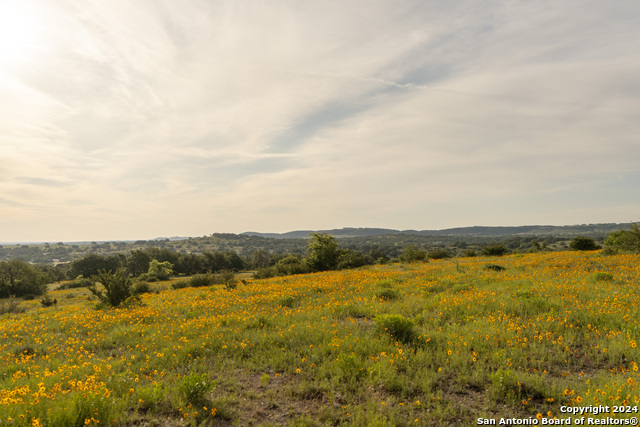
[0,251,638,425]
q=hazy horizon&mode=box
[1,221,632,245]
[2,1,639,242]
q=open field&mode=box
[1,251,639,426]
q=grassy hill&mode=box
[1,251,639,425]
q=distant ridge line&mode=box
[240,223,631,239]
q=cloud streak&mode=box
[1,0,639,241]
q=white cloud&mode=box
[1,0,639,240]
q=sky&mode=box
[1,0,639,242]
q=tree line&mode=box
[2,224,639,300]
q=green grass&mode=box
[0,251,639,425]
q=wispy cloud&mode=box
[1,0,639,240]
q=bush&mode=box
[375,314,417,344]
[171,280,190,290]
[462,249,477,257]
[485,264,506,271]
[40,295,57,307]
[132,282,151,295]
[276,256,310,276]
[147,259,173,281]
[570,236,600,251]
[0,260,48,298]
[189,273,216,287]
[604,223,640,253]
[337,250,368,269]
[428,248,451,259]
[58,275,94,290]
[481,244,509,256]
[399,244,427,263]
[214,270,237,287]
[136,273,158,282]
[253,267,277,279]
[89,269,133,308]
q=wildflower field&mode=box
[1,251,639,426]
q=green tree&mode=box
[399,244,427,263]
[126,250,151,276]
[306,233,341,272]
[276,255,309,275]
[0,260,48,298]
[481,243,509,256]
[428,248,452,259]
[89,269,133,307]
[604,223,640,253]
[569,236,600,251]
[251,249,271,269]
[148,259,173,281]
[68,254,124,279]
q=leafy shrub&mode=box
[136,273,158,282]
[121,294,143,308]
[148,259,173,281]
[40,295,57,307]
[214,270,237,288]
[132,282,151,295]
[58,275,93,290]
[375,314,417,344]
[190,273,216,287]
[481,244,509,256]
[485,264,506,272]
[399,244,427,263]
[604,223,640,253]
[171,279,190,290]
[277,256,310,276]
[253,267,277,279]
[89,269,133,308]
[179,372,214,406]
[0,260,48,298]
[570,236,600,251]
[428,248,452,259]
[337,250,368,269]
[462,249,477,257]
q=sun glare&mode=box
[0,2,44,69]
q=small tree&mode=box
[569,236,600,251]
[148,259,173,281]
[428,248,452,260]
[604,223,640,253]
[306,233,341,272]
[481,243,509,257]
[0,260,48,298]
[89,269,133,308]
[399,244,427,263]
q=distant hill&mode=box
[242,224,631,239]
[1,223,633,264]
[242,227,399,239]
